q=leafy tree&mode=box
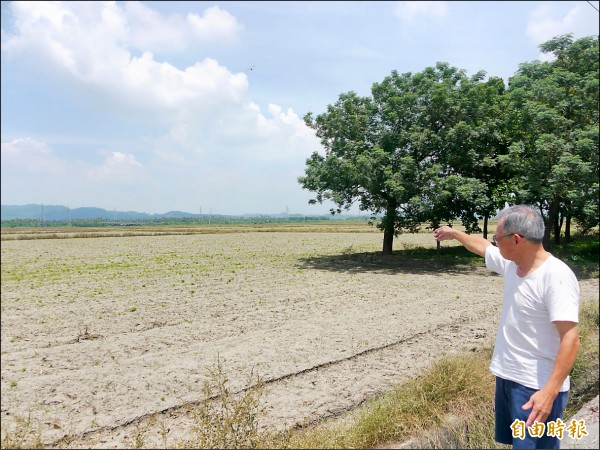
[413,74,512,240]
[504,34,599,244]
[443,75,513,237]
[299,63,495,254]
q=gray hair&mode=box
[498,205,545,243]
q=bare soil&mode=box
[1,231,597,448]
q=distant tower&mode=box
[285,204,289,216]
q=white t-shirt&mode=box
[485,245,579,392]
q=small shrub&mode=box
[182,357,270,449]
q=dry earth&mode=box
[1,230,598,448]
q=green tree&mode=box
[299,63,494,254]
[505,34,599,244]
[417,74,512,240]
[444,75,513,237]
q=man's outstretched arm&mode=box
[434,226,491,257]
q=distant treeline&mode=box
[0,215,370,228]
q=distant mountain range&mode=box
[0,204,328,221]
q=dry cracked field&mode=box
[2,226,598,448]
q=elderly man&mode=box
[434,205,580,449]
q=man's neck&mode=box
[515,246,550,277]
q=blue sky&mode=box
[1,1,598,216]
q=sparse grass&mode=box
[283,348,497,449]
[0,221,379,241]
[400,232,599,276]
[1,224,596,449]
[284,298,599,450]
[551,234,600,279]
[233,298,598,450]
[565,298,600,417]
[0,413,44,449]
[398,243,485,266]
[2,300,596,449]
[173,357,289,449]
[187,358,265,448]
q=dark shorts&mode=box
[495,377,569,449]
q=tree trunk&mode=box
[559,212,564,232]
[382,226,394,255]
[553,211,561,245]
[381,202,397,255]
[565,215,571,243]
[483,213,489,239]
[545,198,561,247]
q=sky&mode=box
[1,1,599,216]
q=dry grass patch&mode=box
[0,413,44,449]
[284,298,599,450]
[285,348,495,449]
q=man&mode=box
[434,205,580,449]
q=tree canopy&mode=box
[504,34,599,244]
[299,34,599,253]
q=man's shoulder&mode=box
[485,245,514,276]
[545,253,576,274]
[485,244,502,259]
[542,253,579,284]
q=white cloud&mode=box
[3,0,313,152]
[3,1,242,55]
[150,123,205,165]
[2,1,248,118]
[85,151,144,183]
[1,2,324,213]
[1,138,67,174]
[1,138,143,184]
[527,2,599,58]
[123,2,242,52]
[0,1,317,153]
[394,1,448,22]
[114,52,248,117]
[185,5,243,44]
[0,137,152,209]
